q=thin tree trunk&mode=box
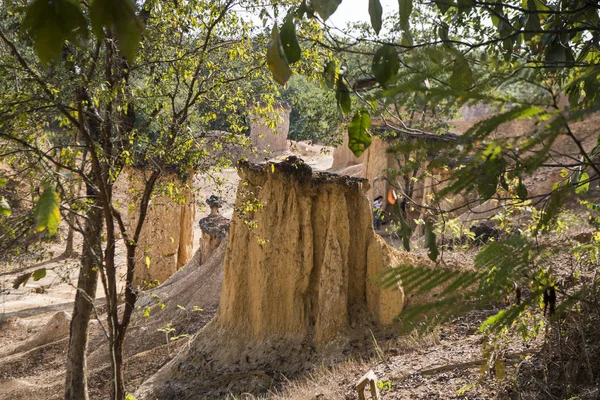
[111,330,127,400]
[106,171,159,400]
[63,213,75,257]
[63,131,81,259]
[64,185,103,400]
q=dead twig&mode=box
[416,351,534,376]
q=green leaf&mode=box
[448,55,473,90]
[495,359,506,380]
[372,45,399,87]
[478,309,507,332]
[34,186,61,235]
[398,0,412,32]
[401,31,414,47]
[297,1,311,19]
[490,2,503,27]
[456,383,477,395]
[347,108,372,157]
[523,0,549,24]
[32,268,46,281]
[478,302,528,333]
[394,202,412,251]
[524,0,541,42]
[336,77,351,116]
[323,61,336,89]
[544,36,570,68]
[536,186,567,232]
[0,196,11,217]
[369,0,383,35]
[435,0,453,14]
[585,6,599,26]
[312,0,342,21]
[90,0,144,63]
[22,0,88,65]
[0,178,6,187]
[502,37,514,61]
[476,155,505,202]
[280,17,301,64]
[24,9,61,66]
[427,46,444,65]
[575,172,590,195]
[424,221,439,261]
[266,25,292,85]
[498,18,513,38]
[438,22,449,42]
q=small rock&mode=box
[572,231,592,243]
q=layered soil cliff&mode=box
[115,168,196,286]
[357,135,469,235]
[136,157,426,399]
[330,130,363,170]
[249,104,291,156]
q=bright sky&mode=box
[327,0,399,28]
[235,0,400,34]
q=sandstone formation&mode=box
[360,136,394,205]
[356,131,472,235]
[198,195,230,264]
[136,157,427,399]
[119,240,227,357]
[115,168,196,286]
[0,311,71,358]
[218,157,408,340]
[333,126,475,236]
[145,240,226,313]
[288,140,326,157]
[249,103,291,156]
[331,131,364,170]
[448,110,600,227]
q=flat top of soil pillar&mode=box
[238,156,368,189]
[199,214,230,236]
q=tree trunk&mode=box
[63,121,82,259]
[63,213,75,257]
[106,172,158,400]
[64,187,103,400]
[111,330,127,400]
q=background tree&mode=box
[280,74,341,144]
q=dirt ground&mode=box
[259,309,529,400]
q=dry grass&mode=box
[224,328,444,400]
[224,360,365,400]
[393,325,442,354]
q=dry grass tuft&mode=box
[225,360,370,400]
[224,327,443,400]
[394,325,442,353]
